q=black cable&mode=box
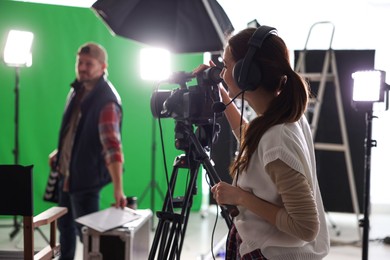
[153,82,174,212]
[203,170,221,260]
[211,203,220,260]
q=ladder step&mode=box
[314,142,348,152]
[299,73,335,81]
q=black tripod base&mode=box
[149,154,197,260]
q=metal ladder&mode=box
[295,21,361,238]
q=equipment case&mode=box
[82,209,152,260]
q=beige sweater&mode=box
[266,159,320,241]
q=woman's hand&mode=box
[211,181,243,206]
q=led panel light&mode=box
[352,70,384,102]
[140,48,171,81]
[3,30,34,67]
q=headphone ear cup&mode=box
[233,59,262,91]
[233,59,245,90]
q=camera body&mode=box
[151,67,223,126]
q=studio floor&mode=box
[0,206,389,259]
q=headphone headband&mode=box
[234,25,278,91]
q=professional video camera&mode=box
[150,67,223,125]
[149,67,239,259]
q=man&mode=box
[49,42,127,260]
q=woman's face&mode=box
[220,46,241,99]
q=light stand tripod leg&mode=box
[9,218,21,239]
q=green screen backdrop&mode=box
[0,0,207,215]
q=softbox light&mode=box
[352,70,385,103]
[91,0,234,53]
[3,30,34,67]
[352,70,389,111]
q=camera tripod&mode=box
[149,122,238,260]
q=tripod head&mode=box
[174,121,220,152]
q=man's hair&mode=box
[78,42,107,64]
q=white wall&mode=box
[219,0,390,207]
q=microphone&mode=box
[213,90,245,113]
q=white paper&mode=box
[75,207,141,233]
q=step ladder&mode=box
[295,21,361,238]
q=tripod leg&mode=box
[149,154,200,260]
[35,227,50,243]
[149,160,181,259]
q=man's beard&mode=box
[77,73,90,83]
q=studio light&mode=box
[2,29,34,240]
[140,47,171,81]
[352,70,385,103]
[3,30,34,67]
[351,69,389,260]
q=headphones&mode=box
[233,25,277,91]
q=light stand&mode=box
[138,47,171,230]
[2,29,34,239]
[8,66,22,239]
[352,70,389,260]
[4,67,51,242]
[14,67,20,165]
[138,117,164,229]
[361,106,375,260]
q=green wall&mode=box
[0,1,205,215]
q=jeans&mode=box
[58,177,100,260]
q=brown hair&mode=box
[229,27,311,177]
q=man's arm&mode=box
[99,102,126,208]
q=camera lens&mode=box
[150,90,172,118]
[199,67,222,85]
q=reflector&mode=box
[91,0,234,53]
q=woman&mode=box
[196,26,330,259]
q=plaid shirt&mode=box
[226,224,268,260]
[99,102,123,165]
[62,102,122,191]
